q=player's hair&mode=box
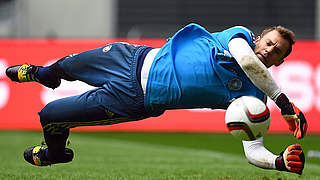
[261,26,295,59]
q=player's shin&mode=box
[43,129,73,163]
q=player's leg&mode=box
[23,87,146,166]
[6,43,148,88]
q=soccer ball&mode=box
[225,96,271,141]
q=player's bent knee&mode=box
[38,103,56,126]
[38,103,68,134]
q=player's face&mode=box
[254,30,290,68]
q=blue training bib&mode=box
[144,24,266,117]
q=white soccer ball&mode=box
[225,96,271,141]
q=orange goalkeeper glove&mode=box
[275,93,307,139]
[275,144,305,175]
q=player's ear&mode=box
[255,36,261,43]
[275,59,284,66]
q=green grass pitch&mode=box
[0,131,319,180]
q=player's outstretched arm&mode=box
[228,38,307,139]
[242,138,305,175]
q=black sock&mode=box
[43,129,70,163]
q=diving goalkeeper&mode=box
[6,23,307,174]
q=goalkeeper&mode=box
[6,23,306,174]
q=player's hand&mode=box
[282,103,307,139]
[275,144,305,175]
[275,93,307,139]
